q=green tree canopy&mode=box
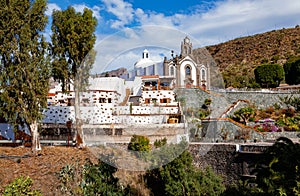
[146,150,225,195]
[253,137,300,195]
[0,0,50,151]
[254,64,284,88]
[51,6,97,91]
[51,6,97,146]
[284,56,300,85]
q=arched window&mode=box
[186,66,191,76]
[170,65,175,76]
[201,69,206,80]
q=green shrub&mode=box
[146,150,225,195]
[128,135,151,152]
[154,138,167,148]
[3,176,42,196]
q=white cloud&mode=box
[73,4,102,20]
[101,0,134,29]
[175,0,300,45]
[102,0,300,45]
[46,3,61,16]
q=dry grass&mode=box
[0,146,97,195]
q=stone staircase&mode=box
[208,93,231,118]
[220,100,250,118]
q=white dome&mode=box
[135,58,155,68]
[134,49,155,68]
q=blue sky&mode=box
[45,0,300,73]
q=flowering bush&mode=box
[256,122,278,132]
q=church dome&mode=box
[134,49,155,68]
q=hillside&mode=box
[0,147,149,195]
[203,26,300,87]
[0,147,96,194]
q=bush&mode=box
[128,135,151,152]
[146,150,225,195]
[2,176,41,196]
[154,138,167,148]
[81,161,123,195]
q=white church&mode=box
[124,36,211,90]
[163,36,211,90]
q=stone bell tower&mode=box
[181,36,192,57]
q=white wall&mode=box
[141,90,177,105]
[117,105,179,115]
[179,60,197,86]
[43,104,179,125]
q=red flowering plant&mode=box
[255,118,279,132]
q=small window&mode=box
[160,98,170,103]
[145,98,150,104]
[99,98,106,103]
[108,98,112,103]
[186,66,191,76]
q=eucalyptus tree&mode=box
[0,0,50,151]
[51,6,97,146]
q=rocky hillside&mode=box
[99,67,127,77]
[203,26,300,87]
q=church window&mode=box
[170,65,175,76]
[201,69,206,80]
[186,66,191,76]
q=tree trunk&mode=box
[74,80,85,148]
[30,120,41,152]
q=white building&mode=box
[43,75,182,126]
[163,36,211,89]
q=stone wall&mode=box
[188,143,271,185]
[175,88,300,112]
[83,123,188,144]
[189,143,240,184]
[194,119,264,143]
[219,90,300,109]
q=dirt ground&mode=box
[0,146,98,195]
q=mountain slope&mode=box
[202,26,300,87]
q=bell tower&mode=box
[181,36,192,57]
